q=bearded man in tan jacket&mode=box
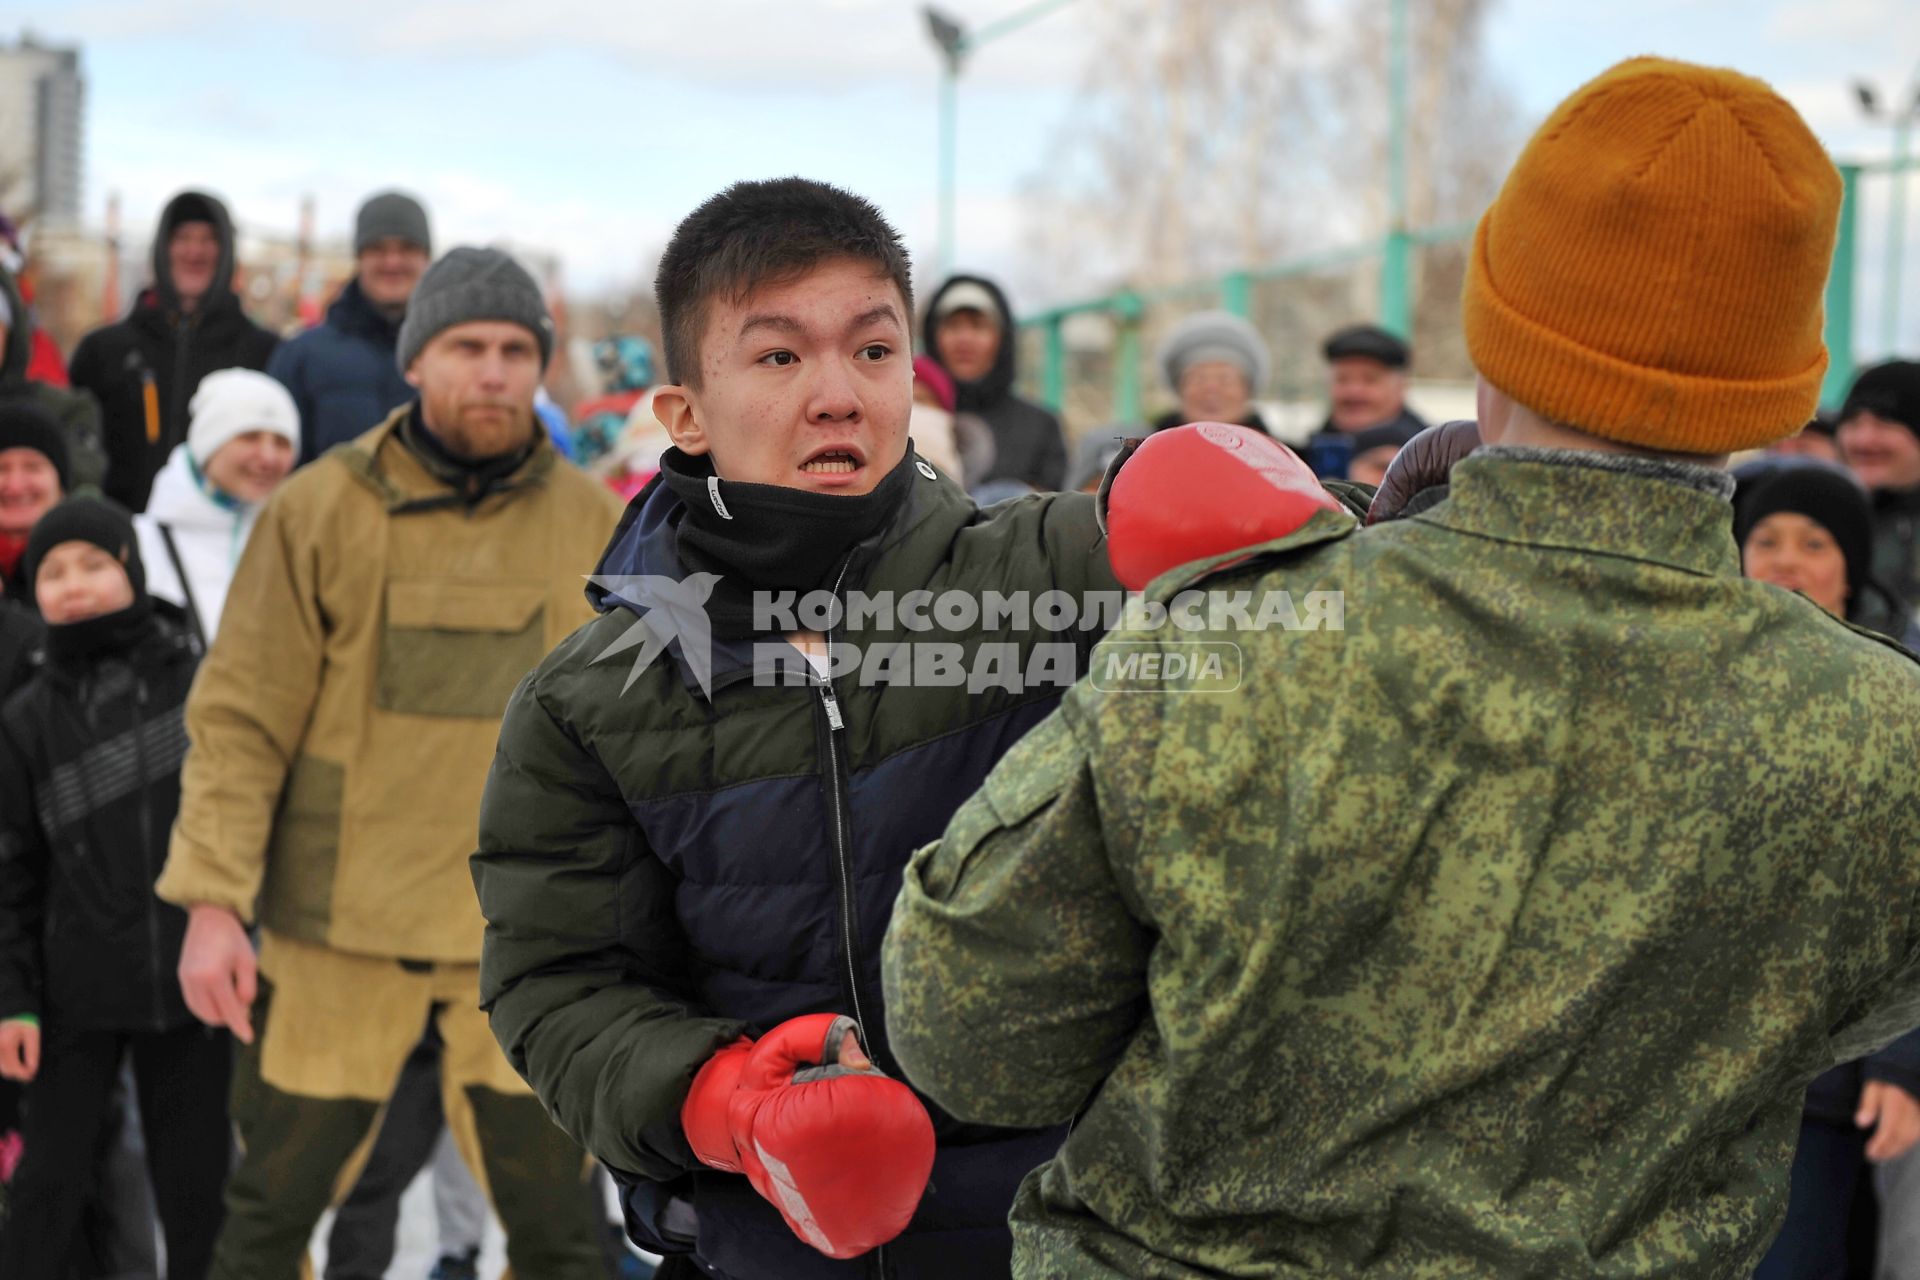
[156,247,623,1280]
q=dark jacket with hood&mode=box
[0,599,199,1032]
[1303,406,1431,479]
[0,602,41,700]
[1869,484,1920,615]
[68,191,280,513]
[474,463,1121,1278]
[268,276,414,461]
[923,275,1067,492]
[0,264,106,492]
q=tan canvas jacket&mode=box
[157,406,623,960]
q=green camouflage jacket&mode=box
[882,448,1920,1279]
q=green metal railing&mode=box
[1021,221,1473,424]
[1021,153,1915,422]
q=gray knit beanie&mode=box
[1158,311,1271,396]
[396,247,554,373]
[355,191,432,255]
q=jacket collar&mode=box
[590,461,972,697]
[327,277,403,345]
[1871,483,1920,516]
[144,445,245,529]
[331,404,555,515]
[1418,446,1739,580]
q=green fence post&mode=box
[1380,0,1412,339]
[1042,314,1066,412]
[1379,231,1412,339]
[1114,292,1144,424]
[1822,163,1860,408]
[1221,270,1253,318]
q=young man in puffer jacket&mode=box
[472,178,1128,1279]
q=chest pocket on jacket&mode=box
[376,581,548,719]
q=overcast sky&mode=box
[7,0,1920,352]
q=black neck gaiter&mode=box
[45,596,158,670]
[659,446,919,638]
[399,403,537,505]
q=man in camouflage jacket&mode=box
[883,58,1920,1278]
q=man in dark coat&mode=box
[1301,322,1429,478]
[1837,361,1920,611]
[269,191,431,461]
[923,274,1067,491]
[69,190,279,512]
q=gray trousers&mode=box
[1877,1148,1920,1279]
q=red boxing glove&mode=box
[683,1035,755,1173]
[680,1014,935,1259]
[1100,422,1347,591]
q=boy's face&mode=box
[654,257,911,496]
[35,540,134,625]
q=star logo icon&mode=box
[586,573,724,697]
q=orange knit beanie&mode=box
[1463,57,1842,454]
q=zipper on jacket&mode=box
[812,554,867,1038]
[809,555,894,1280]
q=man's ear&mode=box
[404,362,422,390]
[653,385,710,456]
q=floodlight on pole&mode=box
[922,0,1080,281]
[926,6,967,280]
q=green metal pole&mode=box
[1824,163,1861,407]
[1884,111,1912,357]
[1114,293,1143,424]
[938,60,958,279]
[1221,270,1253,318]
[1043,315,1067,411]
[1379,0,1412,339]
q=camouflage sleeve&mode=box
[882,685,1153,1128]
[1831,954,1920,1067]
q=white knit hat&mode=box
[188,368,300,467]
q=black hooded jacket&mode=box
[922,275,1067,491]
[0,602,40,700]
[68,191,279,512]
[0,264,107,492]
[0,601,199,1031]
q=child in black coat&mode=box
[0,497,228,1279]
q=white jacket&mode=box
[134,444,265,640]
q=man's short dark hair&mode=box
[655,177,914,388]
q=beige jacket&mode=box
[157,407,624,960]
